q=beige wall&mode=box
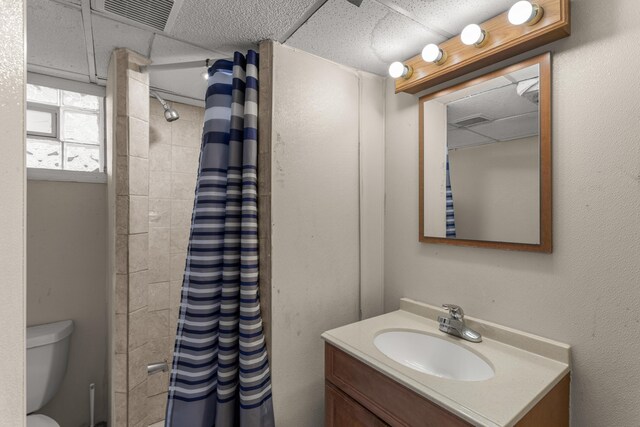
[448,136,539,244]
[0,0,27,425]
[358,72,386,319]
[423,100,448,238]
[147,98,203,424]
[27,180,108,426]
[383,0,640,425]
[269,43,385,425]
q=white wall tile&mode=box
[129,157,149,196]
[149,171,171,199]
[149,143,172,172]
[149,199,171,228]
[129,270,148,313]
[129,196,149,234]
[171,145,200,173]
[171,173,197,200]
[148,282,170,311]
[129,116,149,159]
[128,233,148,273]
[171,117,202,148]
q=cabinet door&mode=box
[326,382,388,427]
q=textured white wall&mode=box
[448,137,539,243]
[358,72,386,319]
[26,181,108,427]
[0,0,27,425]
[269,43,385,426]
[384,0,640,425]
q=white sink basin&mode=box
[374,331,494,381]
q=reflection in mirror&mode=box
[420,55,551,251]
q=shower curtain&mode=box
[446,155,456,238]
[166,51,275,427]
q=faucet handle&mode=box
[442,304,464,320]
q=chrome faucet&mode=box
[438,304,482,343]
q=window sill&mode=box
[27,168,107,184]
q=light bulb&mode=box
[508,1,543,26]
[461,24,487,47]
[388,62,412,79]
[201,70,209,80]
[421,43,446,65]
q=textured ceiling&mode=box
[287,0,446,75]
[27,0,520,100]
[287,0,515,74]
[385,0,515,35]
[168,0,321,52]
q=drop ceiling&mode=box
[27,0,517,102]
[441,64,540,149]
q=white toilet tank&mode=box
[26,320,74,414]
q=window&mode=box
[26,84,104,174]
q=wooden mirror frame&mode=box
[419,53,552,253]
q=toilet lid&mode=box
[27,414,60,427]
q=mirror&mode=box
[419,54,551,252]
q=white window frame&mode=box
[26,73,107,184]
[26,103,58,139]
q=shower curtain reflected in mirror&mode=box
[445,155,456,238]
[166,51,275,427]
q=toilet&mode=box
[26,320,74,427]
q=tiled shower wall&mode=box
[146,99,204,424]
[108,48,152,427]
[108,47,204,426]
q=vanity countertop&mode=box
[321,298,570,427]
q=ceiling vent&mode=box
[92,0,184,33]
[453,115,492,128]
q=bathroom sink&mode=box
[374,331,494,381]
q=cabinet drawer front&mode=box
[325,344,472,427]
[326,382,388,427]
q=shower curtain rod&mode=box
[143,57,233,72]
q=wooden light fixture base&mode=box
[395,0,570,94]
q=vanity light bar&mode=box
[422,44,447,65]
[461,24,488,47]
[388,1,545,78]
[388,62,413,79]
[509,1,544,26]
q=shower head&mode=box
[164,107,180,122]
[151,91,180,122]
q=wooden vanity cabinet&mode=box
[326,382,388,427]
[325,343,569,427]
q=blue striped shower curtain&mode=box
[446,155,456,238]
[166,51,275,427]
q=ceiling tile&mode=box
[470,111,539,141]
[92,14,155,79]
[447,83,538,123]
[385,0,515,35]
[287,0,446,75]
[150,34,225,64]
[27,0,89,77]
[169,0,320,53]
[149,35,223,100]
[448,128,493,149]
[438,76,512,104]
